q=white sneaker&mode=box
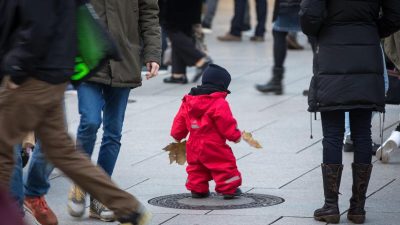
[202,27,213,34]
[376,131,400,163]
[67,185,86,217]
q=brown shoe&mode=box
[217,33,241,42]
[250,36,265,42]
[24,196,58,225]
[287,35,304,50]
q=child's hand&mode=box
[235,137,241,143]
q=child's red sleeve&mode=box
[212,99,241,142]
[171,103,189,141]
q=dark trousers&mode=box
[168,30,205,74]
[230,0,267,37]
[273,30,288,68]
[321,110,373,164]
[161,26,168,67]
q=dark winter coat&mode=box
[300,0,400,112]
[159,0,202,36]
[273,0,301,21]
[90,0,161,88]
[0,0,78,84]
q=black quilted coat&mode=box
[300,0,400,112]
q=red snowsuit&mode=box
[171,92,242,195]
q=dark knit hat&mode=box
[201,64,231,93]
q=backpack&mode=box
[71,3,121,85]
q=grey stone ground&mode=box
[24,1,400,225]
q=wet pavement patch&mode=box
[148,193,284,210]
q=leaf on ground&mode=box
[163,141,187,165]
[242,131,262,149]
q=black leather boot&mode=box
[347,163,373,224]
[255,67,284,95]
[314,164,343,224]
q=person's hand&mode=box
[4,76,20,90]
[145,62,159,80]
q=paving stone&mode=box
[161,214,277,225]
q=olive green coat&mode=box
[385,31,400,71]
[90,0,161,88]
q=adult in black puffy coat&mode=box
[300,0,400,224]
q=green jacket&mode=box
[385,31,400,71]
[90,0,161,88]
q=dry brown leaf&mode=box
[163,141,187,165]
[242,131,262,149]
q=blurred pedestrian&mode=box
[256,0,301,94]
[287,32,304,50]
[300,0,400,223]
[170,64,243,199]
[67,0,161,222]
[161,0,212,84]
[376,31,400,163]
[202,0,220,34]
[10,136,58,225]
[218,0,267,42]
[0,0,152,224]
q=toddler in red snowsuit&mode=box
[171,64,242,199]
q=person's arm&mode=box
[299,0,327,37]
[377,0,400,38]
[1,0,57,83]
[171,103,189,142]
[139,0,162,79]
[212,100,241,142]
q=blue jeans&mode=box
[10,146,23,208]
[76,82,130,176]
[24,141,54,197]
[10,142,54,208]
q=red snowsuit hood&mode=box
[171,92,241,143]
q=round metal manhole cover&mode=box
[148,193,284,210]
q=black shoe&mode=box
[343,142,355,152]
[302,89,309,96]
[250,36,265,42]
[371,143,380,156]
[255,67,284,95]
[163,76,188,84]
[255,83,283,95]
[223,188,242,200]
[192,58,213,83]
[191,191,210,199]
